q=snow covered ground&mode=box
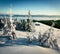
[0,22,60,54]
[0,46,60,54]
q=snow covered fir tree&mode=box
[16,10,35,32]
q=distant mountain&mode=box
[0,14,60,18]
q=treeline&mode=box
[33,20,60,29]
[0,19,4,29]
[15,19,33,32]
[0,18,34,32]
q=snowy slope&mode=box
[0,46,60,54]
[15,22,60,45]
[0,22,60,54]
[34,22,60,47]
[34,22,60,35]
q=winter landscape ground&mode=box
[0,22,60,54]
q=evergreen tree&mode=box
[22,20,26,31]
[26,19,31,32]
[16,21,22,30]
[0,19,4,29]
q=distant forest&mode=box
[0,18,60,30]
[0,14,60,17]
[33,20,60,29]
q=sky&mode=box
[0,0,60,15]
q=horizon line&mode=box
[0,13,60,16]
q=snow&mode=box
[0,46,59,54]
[0,22,60,54]
[34,22,60,35]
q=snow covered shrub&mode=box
[33,36,37,41]
[26,32,32,43]
[27,36,32,43]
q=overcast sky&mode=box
[0,0,60,15]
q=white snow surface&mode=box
[0,46,60,54]
[0,22,60,54]
[15,22,60,46]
